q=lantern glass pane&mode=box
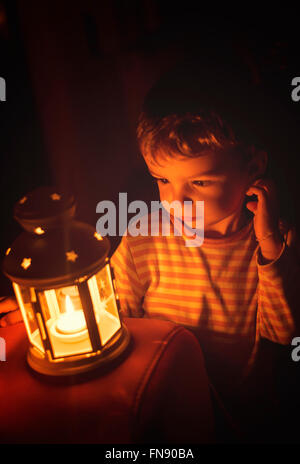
[38,285,93,359]
[88,263,121,346]
[13,283,44,353]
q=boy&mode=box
[108,67,300,439]
[1,60,299,441]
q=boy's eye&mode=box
[152,177,212,187]
[192,180,212,187]
[154,177,169,185]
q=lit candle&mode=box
[56,295,87,334]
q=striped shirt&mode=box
[110,211,299,395]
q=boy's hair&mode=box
[137,110,252,166]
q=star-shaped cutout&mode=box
[21,258,31,270]
[94,232,103,241]
[34,227,45,235]
[76,275,88,284]
[19,196,27,204]
[66,250,78,262]
[50,193,61,201]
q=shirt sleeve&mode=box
[110,235,145,318]
[256,225,300,344]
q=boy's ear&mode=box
[246,146,268,182]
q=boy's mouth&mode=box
[170,213,202,229]
[161,202,204,230]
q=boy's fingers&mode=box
[0,296,19,313]
[0,309,23,327]
[245,201,258,213]
[246,183,279,213]
[0,297,22,327]
[246,185,268,202]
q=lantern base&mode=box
[27,324,131,377]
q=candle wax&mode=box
[56,310,87,334]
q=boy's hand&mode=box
[245,178,284,261]
[0,296,22,327]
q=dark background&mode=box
[0,0,300,443]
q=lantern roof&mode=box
[13,186,76,233]
[2,187,110,288]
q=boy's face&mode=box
[144,149,253,234]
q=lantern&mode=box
[2,187,130,376]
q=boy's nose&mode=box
[171,191,193,206]
[168,192,194,215]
